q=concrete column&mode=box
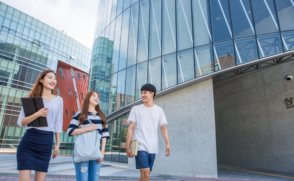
[128,78,218,177]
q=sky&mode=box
[2,0,100,49]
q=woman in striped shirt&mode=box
[67,91,109,181]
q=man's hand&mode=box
[127,148,134,158]
[165,144,171,157]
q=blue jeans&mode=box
[73,155,101,181]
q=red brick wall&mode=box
[53,61,89,131]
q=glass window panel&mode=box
[110,118,121,162]
[177,49,194,84]
[235,37,258,65]
[0,10,5,16]
[135,62,148,100]
[116,70,126,109]
[119,113,129,163]
[124,0,131,10]
[282,31,294,51]
[20,13,26,20]
[29,29,35,38]
[137,0,150,63]
[192,0,212,47]
[127,2,139,67]
[18,19,24,25]
[251,0,279,35]
[40,34,46,42]
[194,45,214,77]
[12,16,19,22]
[5,12,12,19]
[214,41,236,71]
[25,21,31,27]
[132,0,139,4]
[117,0,124,15]
[118,9,130,71]
[276,0,294,31]
[149,0,161,59]
[46,36,51,45]
[10,20,17,30]
[111,0,118,21]
[112,15,122,74]
[14,9,20,17]
[162,53,176,89]
[125,66,136,105]
[0,15,3,24]
[210,0,233,42]
[35,32,41,40]
[148,58,161,91]
[17,24,24,33]
[176,0,193,51]
[162,0,176,55]
[23,26,29,35]
[0,3,7,11]
[26,15,32,23]
[230,0,255,39]
[257,33,283,57]
[108,73,118,114]
[7,6,14,14]
[3,18,11,27]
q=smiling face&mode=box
[40,72,57,90]
[89,92,100,106]
[141,90,154,103]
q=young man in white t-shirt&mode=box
[126,84,171,181]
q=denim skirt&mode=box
[17,128,53,172]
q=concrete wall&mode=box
[128,79,218,177]
[214,61,294,173]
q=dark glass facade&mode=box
[0,2,91,154]
[90,0,294,163]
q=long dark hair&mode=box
[79,91,107,128]
[28,70,56,97]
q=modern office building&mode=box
[0,2,91,153]
[90,0,294,177]
[53,61,89,154]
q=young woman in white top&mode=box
[17,69,63,181]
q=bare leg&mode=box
[19,170,31,181]
[139,168,151,181]
[34,171,47,181]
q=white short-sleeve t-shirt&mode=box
[127,104,168,154]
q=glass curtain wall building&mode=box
[89,0,294,163]
[0,2,91,151]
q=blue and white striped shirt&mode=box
[67,110,110,140]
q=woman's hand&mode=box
[98,151,105,163]
[37,108,49,117]
[52,145,59,159]
[87,124,97,132]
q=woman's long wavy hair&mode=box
[28,70,56,97]
[79,91,107,128]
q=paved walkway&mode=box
[0,153,294,181]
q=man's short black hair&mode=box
[141,84,156,97]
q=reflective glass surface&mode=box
[162,0,176,55]
[162,53,177,89]
[177,49,194,84]
[90,0,294,163]
[282,30,294,51]
[149,0,161,59]
[0,2,91,154]
[148,57,161,92]
[176,0,193,51]
[137,0,150,63]
[252,0,279,35]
